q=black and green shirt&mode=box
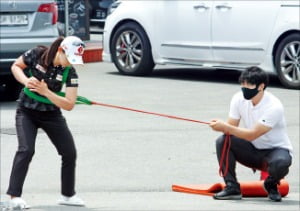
[18,47,79,111]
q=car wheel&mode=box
[111,22,155,76]
[10,81,23,101]
[0,76,22,101]
[275,33,300,89]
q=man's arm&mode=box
[210,119,271,141]
[225,122,271,141]
[227,118,239,127]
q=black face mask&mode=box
[241,86,259,100]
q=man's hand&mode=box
[209,119,228,133]
[29,79,49,96]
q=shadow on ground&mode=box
[0,67,286,103]
[31,205,97,211]
[108,67,284,89]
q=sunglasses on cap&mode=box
[72,41,85,48]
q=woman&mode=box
[7,36,85,208]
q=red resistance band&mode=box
[91,100,230,177]
[219,134,231,177]
[91,101,210,125]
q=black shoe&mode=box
[213,182,242,200]
[263,176,282,202]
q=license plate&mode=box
[0,14,28,26]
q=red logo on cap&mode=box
[75,46,84,56]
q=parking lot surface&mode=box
[1,62,299,210]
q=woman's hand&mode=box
[25,77,39,89]
[29,79,49,96]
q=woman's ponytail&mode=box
[41,36,64,69]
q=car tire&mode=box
[110,22,155,76]
[0,76,22,101]
[10,81,22,101]
[274,33,300,89]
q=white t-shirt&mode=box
[229,91,293,154]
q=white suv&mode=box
[103,0,300,89]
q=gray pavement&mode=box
[1,62,299,210]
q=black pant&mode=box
[7,107,77,197]
[215,134,292,184]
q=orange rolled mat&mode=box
[172,179,289,197]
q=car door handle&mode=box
[215,4,232,10]
[194,4,210,10]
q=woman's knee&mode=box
[62,148,77,163]
[17,147,35,161]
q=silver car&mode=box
[0,0,59,100]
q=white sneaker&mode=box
[10,197,30,209]
[57,195,85,207]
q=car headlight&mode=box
[107,1,121,16]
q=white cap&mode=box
[60,36,85,65]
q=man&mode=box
[209,66,293,202]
